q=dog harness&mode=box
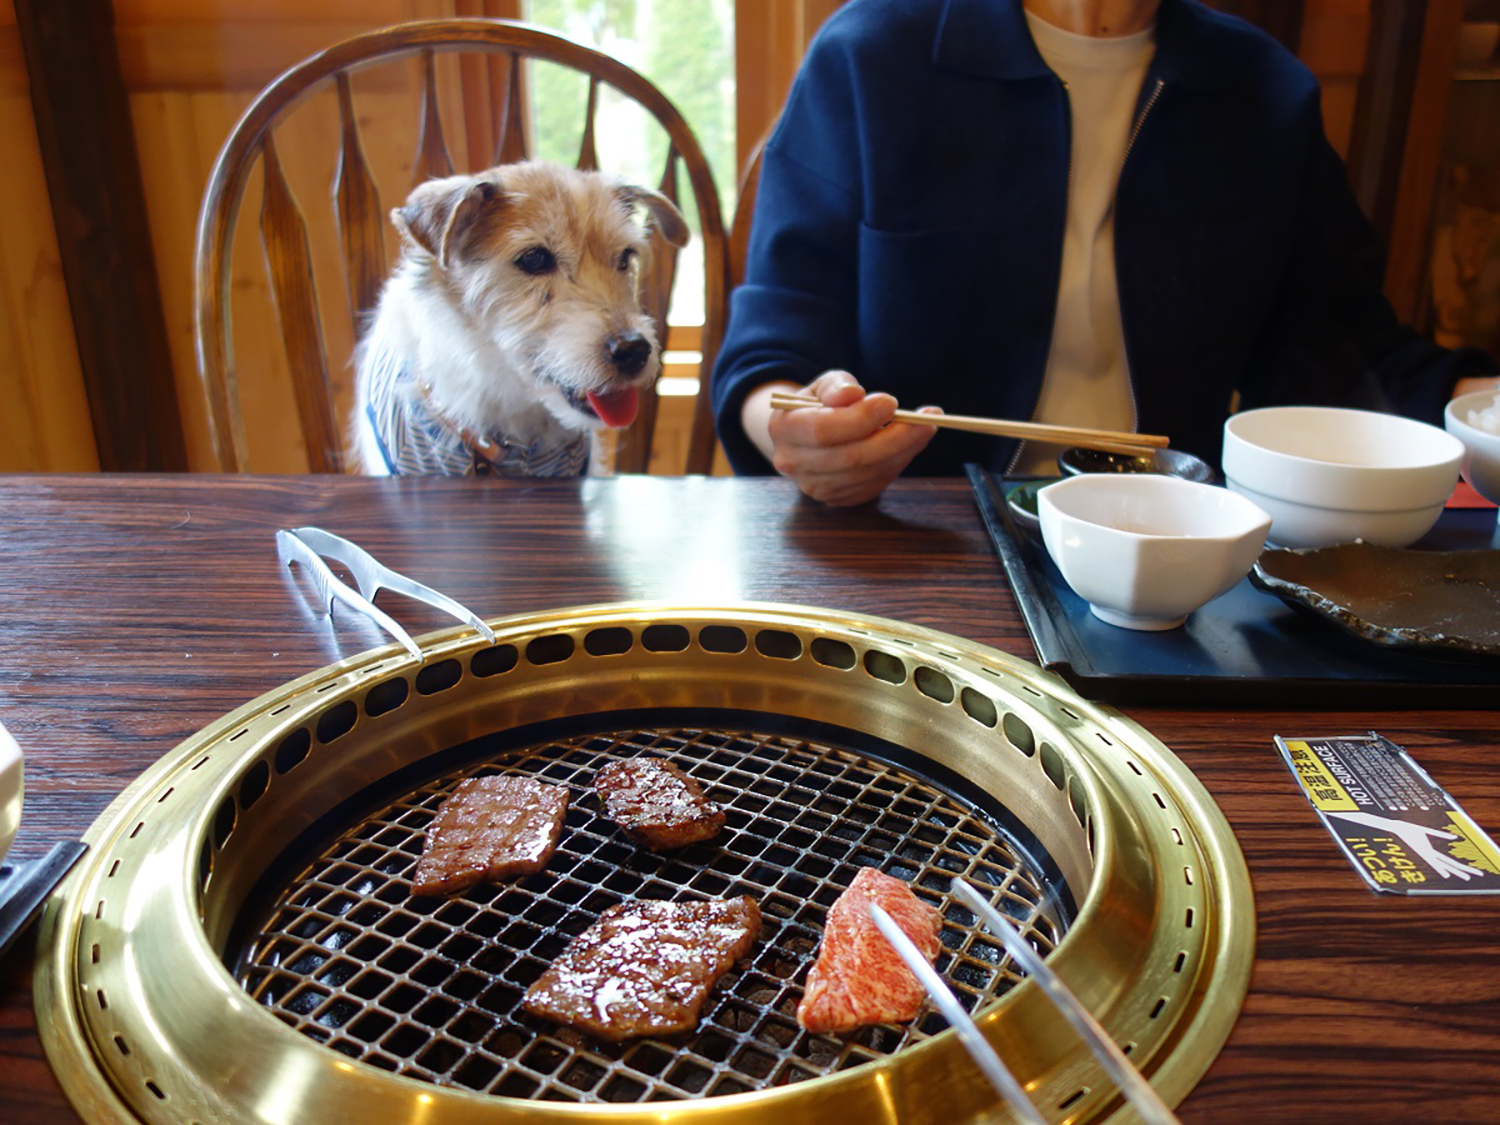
[362,343,590,477]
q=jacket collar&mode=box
[933,0,1239,90]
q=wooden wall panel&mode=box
[0,0,98,472]
[1299,0,1372,157]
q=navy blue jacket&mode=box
[711,0,1496,475]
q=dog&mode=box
[353,160,689,476]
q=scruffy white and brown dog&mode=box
[353,160,688,476]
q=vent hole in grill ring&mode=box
[754,629,802,660]
[275,729,312,775]
[810,638,856,670]
[238,761,270,811]
[212,797,236,850]
[365,679,409,717]
[863,649,906,684]
[915,667,955,704]
[1040,743,1067,790]
[700,625,748,654]
[1004,712,1036,757]
[317,701,357,744]
[961,688,997,727]
[642,624,690,652]
[472,644,519,678]
[584,628,633,657]
[416,660,463,696]
[526,635,575,666]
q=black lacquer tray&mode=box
[967,465,1500,707]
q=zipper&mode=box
[1006,77,1076,475]
[1115,77,1166,437]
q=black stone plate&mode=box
[1250,542,1500,661]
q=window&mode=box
[525,0,738,333]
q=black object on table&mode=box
[967,465,1500,707]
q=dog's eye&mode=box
[514,246,556,276]
[617,248,637,272]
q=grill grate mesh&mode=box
[232,724,1067,1103]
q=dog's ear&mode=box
[392,177,508,269]
[619,185,690,249]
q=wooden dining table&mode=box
[0,472,1495,1122]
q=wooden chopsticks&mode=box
[768,392,1169,456]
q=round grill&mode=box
[35,602,1254,1125]
[233,724,1064,1101]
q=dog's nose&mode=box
[607,333,653,377]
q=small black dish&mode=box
[1006,479,1050,529]
[1059,446,1215,484]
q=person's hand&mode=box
[744,372,939,506]
[1453,374,1500,399]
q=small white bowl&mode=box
[0,720,22,864]
[1444,389,1500,512]
[1222,406,1463,549]
[1038,475,1272,631]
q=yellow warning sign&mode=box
[1282,739,1358,812]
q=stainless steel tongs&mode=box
[868,878,1179,1124]
[276,527,496,661]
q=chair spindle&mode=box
[334,74,387,331]
[576,77,599,172]
[413,49,456,187]
[614,147,683,474]
[259,135,344,474]
[492,52,529,165]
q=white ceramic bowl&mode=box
[1221,406,1463,549]
[1444,389,1500,511]
[0,720,22,863]
[1037,474,1272,631]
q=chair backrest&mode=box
[728,133,767,292]
[194,18,726,475]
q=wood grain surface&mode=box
[0,474,1495,1122]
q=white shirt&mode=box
[1012,11,1155,475]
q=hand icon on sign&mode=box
[1330,810,1482,881]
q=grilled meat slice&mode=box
[411,775,570,896]
[797,866,943,1033]
[523,896,762,1040]
[595,757,726,850]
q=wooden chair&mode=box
[728,133,768,291]
[194,18,727,475]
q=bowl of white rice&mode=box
[1444,388,1500,512]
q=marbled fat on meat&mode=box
[411,775,570,896]
[522,896,762,1040]
[797,866,943,1033]
[595,757,726,850]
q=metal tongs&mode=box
[867,879,1179,1124]
[276,527,496,661]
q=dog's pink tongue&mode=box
[588,386,640,428]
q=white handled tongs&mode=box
[868,881,1179,1124]
[276,526,496,662]
[951,879,1179,1124]
[867,903,1046,1124]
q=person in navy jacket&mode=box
[711,0,1500,504]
